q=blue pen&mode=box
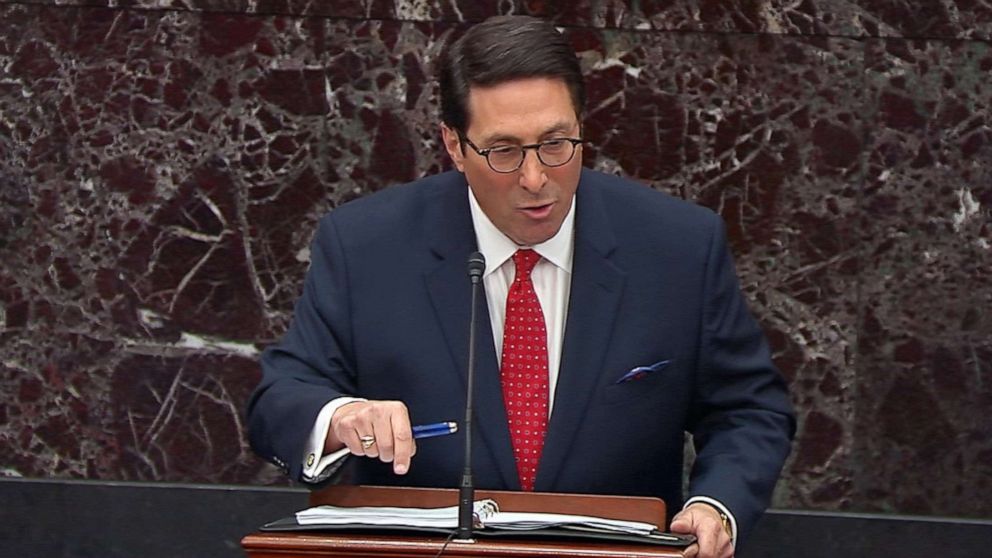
[412,421,458,439]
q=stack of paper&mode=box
[295,498,658,536]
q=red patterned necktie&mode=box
[500,249,549,491]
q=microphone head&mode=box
[467,251,486,283]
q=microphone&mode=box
[467,252,486,284]
[456,251,485,542]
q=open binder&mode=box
[258,485,696,548]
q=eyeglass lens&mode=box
[488,140,577,172]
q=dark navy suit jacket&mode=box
[247,168,795,543]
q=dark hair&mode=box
[438,15,585,135]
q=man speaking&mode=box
[247,15,795,558]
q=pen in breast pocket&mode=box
[412,421,458,439]
[615,359,672,384]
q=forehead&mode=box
[465,77,579,141]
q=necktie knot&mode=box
[512,249,541,279]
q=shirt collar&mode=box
[467,187,575,277]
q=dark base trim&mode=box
[2,478,989,557]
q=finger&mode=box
[369,406,398,463]
[669,510,693,534]
[389,408,415,475]
[672,510,718,558]
[368,402,411,467]
[714,526,734,558]
[358,429,379,458]
[333,416,367,457]
[695,520,717,558]
[328,402,365,454]
[337,432,362,456]
[345,426,376,457]
[699,517,724,558]
[332,403,377,457]
[718,538,734,558]
[683,543,699,558]
[369,425,390,462]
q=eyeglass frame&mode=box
[459,134,584,174]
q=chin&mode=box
[517,230,556,246]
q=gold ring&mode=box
[359,435,375,450]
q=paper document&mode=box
[295,498,659,536]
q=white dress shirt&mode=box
[468,188,575,416]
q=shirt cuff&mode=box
[301,397,367,483]
[684,496,737,549]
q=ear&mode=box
[441,123,466,172]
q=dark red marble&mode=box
[1,1,990,521]
[108,353,263,482]
[853,37,992,518]
[22,1,992,39]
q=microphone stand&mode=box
[456,252,485,542]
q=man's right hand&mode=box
[327,400,416,475]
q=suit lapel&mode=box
[423,175,518,489]
[535,177,626,491]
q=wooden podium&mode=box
[241,485,689,557]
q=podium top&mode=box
[242,486,684,557]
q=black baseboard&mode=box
[0,478,307,558]
[2,478,989,558]
[747,508,992,558]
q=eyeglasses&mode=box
[461,136,584,173]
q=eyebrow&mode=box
[478,121,578,146]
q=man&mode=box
[247,15,794,558]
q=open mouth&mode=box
[519,202,554,219]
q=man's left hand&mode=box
[669,503,734,558]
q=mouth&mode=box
[518,201,555,220]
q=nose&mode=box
[517,149,547,193]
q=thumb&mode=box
[669,510,695,533]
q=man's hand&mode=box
[327,400,416,475]
[670,503,734,558]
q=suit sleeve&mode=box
[686,217,796,545]
[246,215,357,481]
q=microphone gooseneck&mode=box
[456,251,485,542]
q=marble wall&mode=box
[1,0,989,518]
